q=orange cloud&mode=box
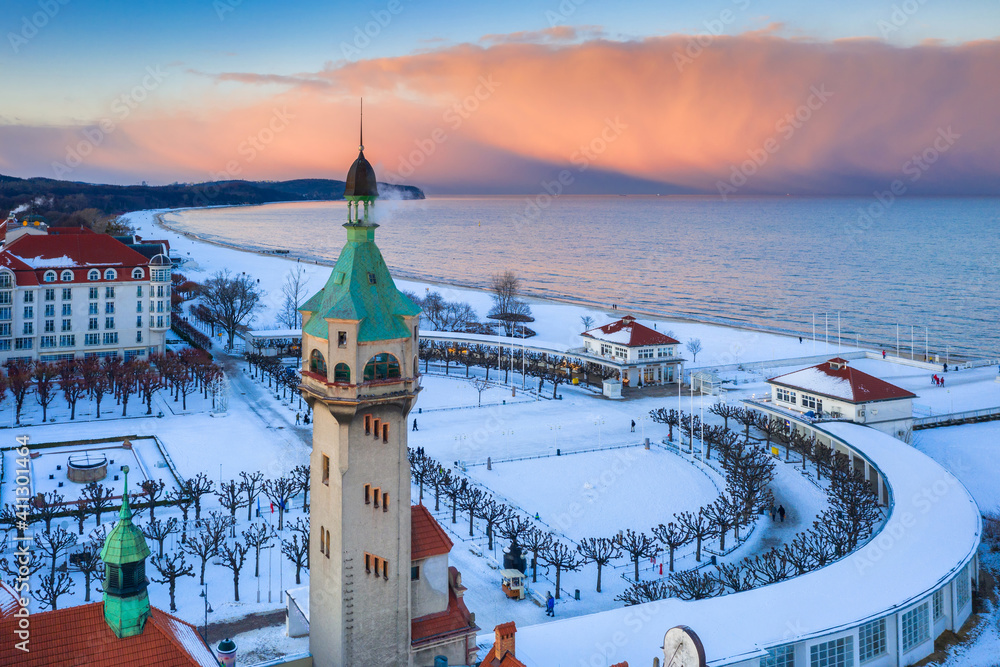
[2,33,998,194]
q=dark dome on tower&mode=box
[344,147,379,198]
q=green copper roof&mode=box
[103,592,150,638]
[300,222,421,342]
[99,468,151,565]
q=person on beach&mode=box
[546,592,555,617]
[778,505,786,522]
[882,350,887,359]
[932,374,938,386]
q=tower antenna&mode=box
[360,98,364,151]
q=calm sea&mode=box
[162,196,1000,359]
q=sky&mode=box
[0,0,998,194]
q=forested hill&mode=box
[0,175,424,226]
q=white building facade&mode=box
[581,315,684,386]
[0,226,171,364]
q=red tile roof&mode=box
[1,232,152,287]
[411,504,453,560]
[0,602,219,666]
[481,621,527,667]
[411,571,479,648]
[582,315,680,347]
[768,358,917,404]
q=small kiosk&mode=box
[501,569,526,600]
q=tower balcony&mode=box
[300,370,420,406]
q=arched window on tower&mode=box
[363,353,401,382]
[309,349,327,376]
[333,363,351,383]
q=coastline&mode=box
[151,206,974,362]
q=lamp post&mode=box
[199,583,213,643]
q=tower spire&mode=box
[100,463,152,638]
[119,464,132,520]
[360,98,364,151]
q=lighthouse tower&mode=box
[300,109,422,666]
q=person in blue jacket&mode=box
[545,592,555,616]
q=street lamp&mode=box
[199,583,213,642]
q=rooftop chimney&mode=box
[493,622,517,660]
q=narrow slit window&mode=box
[364,484,371,504]
[365,553,371,573]
[338,331,348,348]
[373,418,381,438]
[322,455,330,486]
[382,423,389,443]
[373,488,380,509]
[383,559,389,580]
[325,530,330,558]
[320,526,325,554]
[364,415,372,435]
[373,557,381,577]
[382,492,389,512]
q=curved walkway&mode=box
[507,422,982,667]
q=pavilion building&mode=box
[580,315,684,386]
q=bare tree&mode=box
[33,362,58,422]
[291,464,310,512]
[468,376,491,407]
[685,338,703,363]
[677,509,715,562]
[521,527,553,583]
[74,539,105,603]
[33,491,64,533]
[707,402,739,431]
[282,532,309,584]
[649,407,681,441]
[216,480,248,536]
[652,520,691,572]
[488,270,531,336]
[35,527,78,579]
[277,266,309,329]
[498,513,532,545]
[828,467,883,552]
[477,497,510,551]
[142,518,179,559]
[201,269,266,349]
[220,539,250,601]
[714,561,755,593]
[541,540,582,599]
[615,529,662,581]
[262,476,297,531]
[616,579,670,606]
[580,315,595,331]
[186,472,215,521]
[667,569,721,601]
[746,547,794,585]
[6,360,33,424]
[150,551,194,612]
[239,470,265,521]
[71,499,91,534]
[139,479,166,523]
[243,522,274,578]
[82,482,114,527]
[181,525,219,586]
[0,550,43,589]
[457,486,487,538]
[31,571,75,610]
[702,494,740,551]
[165,487,194,542]
[576,537,620,592]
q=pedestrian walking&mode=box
[295,412,301,425]
[932,374,938,386]
[545,592,555,617]
[798,336,802,344]
[940,376,945,387]
[778,505,786,522]
[630,419,636,433]
[412,418,418,432]
[882,350,886,359]
[770,504,776,521]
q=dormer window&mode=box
[368,272,377,285]
[60,270,73,281]
[43,271,56,283]
[132,268,144,279]
[104,269,117,280]
[88,269,100,281]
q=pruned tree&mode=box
[215,480,248,536]
[139,479,166,523]
[577,537,621,593]
[5,359,33,424]
[677,509,715,562]
[31,571,75,610]
[74,539,105,602]
[733,406,757,438]
[141,518,179,559]
[262,475,297,531]
[239,470,265,522]
[649,407,681,441]
[616,579,670,606]
[685,338,703,363]
[667,569,721,601]
[702,494,740,551]
[0,550,43,589]
[428,467,451,513]
[82,482,114,527]
[181,524,219,585]
[282,532,309,585]
[469,376,491,407]
[714,561,755,593]
[243,522,274,578]
[220,539,250,601]
[165,487,194,542]
[35,527,78,579]
[488,270,531,336]
[33,491,64,533]
[71,498,91,534]
[445,475,465,525]
[186,472,215,521]
[521,526,553,583]
[132,360,161,415]
[291,464,310,513]
[580,315,595,330]
[828,467,883,552]
[457,486,487,538]
[150,551,195,612]
[707,402,739,431]
[477,498,510,551]
[498,513,532,545]
[201,269,266,349]
[540,540,582,599]
[746,547,794,585]
[652,520,691,573]
[614,529,662,581]
[33,361,58,422]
